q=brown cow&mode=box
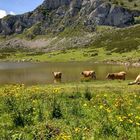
[128,74,140,85]
[52,72,62,83]
[106,71,126,80]
[81,71,96,79]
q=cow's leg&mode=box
[128,81,136,85]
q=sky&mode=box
[0,0,44,18]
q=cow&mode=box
[81,71,96,79]
[106,71,126,80]
[128,74,140,85]
[52,72,62,83]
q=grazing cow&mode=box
[81,71,96,79]
[106,71,126,80]
[52,72,62,83]
[128,74,140,85]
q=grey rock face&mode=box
[42,0,71,10]
[88,3,111,25]
[105,4,134,26]
[87,3,134,27]
[0,0,137,35]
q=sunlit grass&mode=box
[0,81,140,139]
[3,47,140,63]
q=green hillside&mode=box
[109,0,140,10]
[0,24,139,64]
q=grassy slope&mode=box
[0,81,140,139]
[108,0,140,10]
[2,24,140,63]
[5,47,140,63]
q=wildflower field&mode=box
[0,81,140,140]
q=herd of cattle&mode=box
[52,71,140,85]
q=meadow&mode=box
[0,81,140,140]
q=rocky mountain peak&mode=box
[0,0,139,36]
[41,0,71,10]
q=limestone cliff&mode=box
[0,0,139,36]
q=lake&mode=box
[0,62,139,85]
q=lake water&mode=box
[0,62,139,85]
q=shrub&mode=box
[51,100,63,119]
[134,3,138,7]
[100,123,118,137]
[84,88,92,101]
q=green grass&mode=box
[108,0,140,10]
[58,23,87,38]
[0,81,140,140]
[92,25,140,53]
[3,47,140,63]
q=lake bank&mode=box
[0,47,140,67]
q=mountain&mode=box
[0,0,140,56]
[0,0,140,36]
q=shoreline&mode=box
[0,58,140,68]
[102,61,140,67]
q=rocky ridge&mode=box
[0,0,139,36]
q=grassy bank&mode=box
[0,81,140,139]
[1,47,140,64]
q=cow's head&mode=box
[92,71,96,79]
[106,73,114,79]
[52,72,62,79]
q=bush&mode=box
[84,88,92,101]
[90,53,98,57]
[134,3,138,7]
[51,100,63,119]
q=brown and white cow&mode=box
[81,71,96,79]
[52,72,62,83]
[106,71,126,80]
[128,74,140,85]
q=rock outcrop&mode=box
[0,0,139,36]
[87,3,134,26]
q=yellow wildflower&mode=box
[106,108,111,113]
[128,113,133,117]
[134,95,137,98]
[75,127,80,133]
[136,122,140,126]
[117,116,123,122]
[32,100,38,105]
[83,103,87,107]
[104,94,107,97]
[57,133,71,140]
[128,119,133,123]
[53,88,59,93]
[122,116,127,120]
[136,106,140,109]
[135,116,140,120]
[15,93,20,97]
[99,105,103,109]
